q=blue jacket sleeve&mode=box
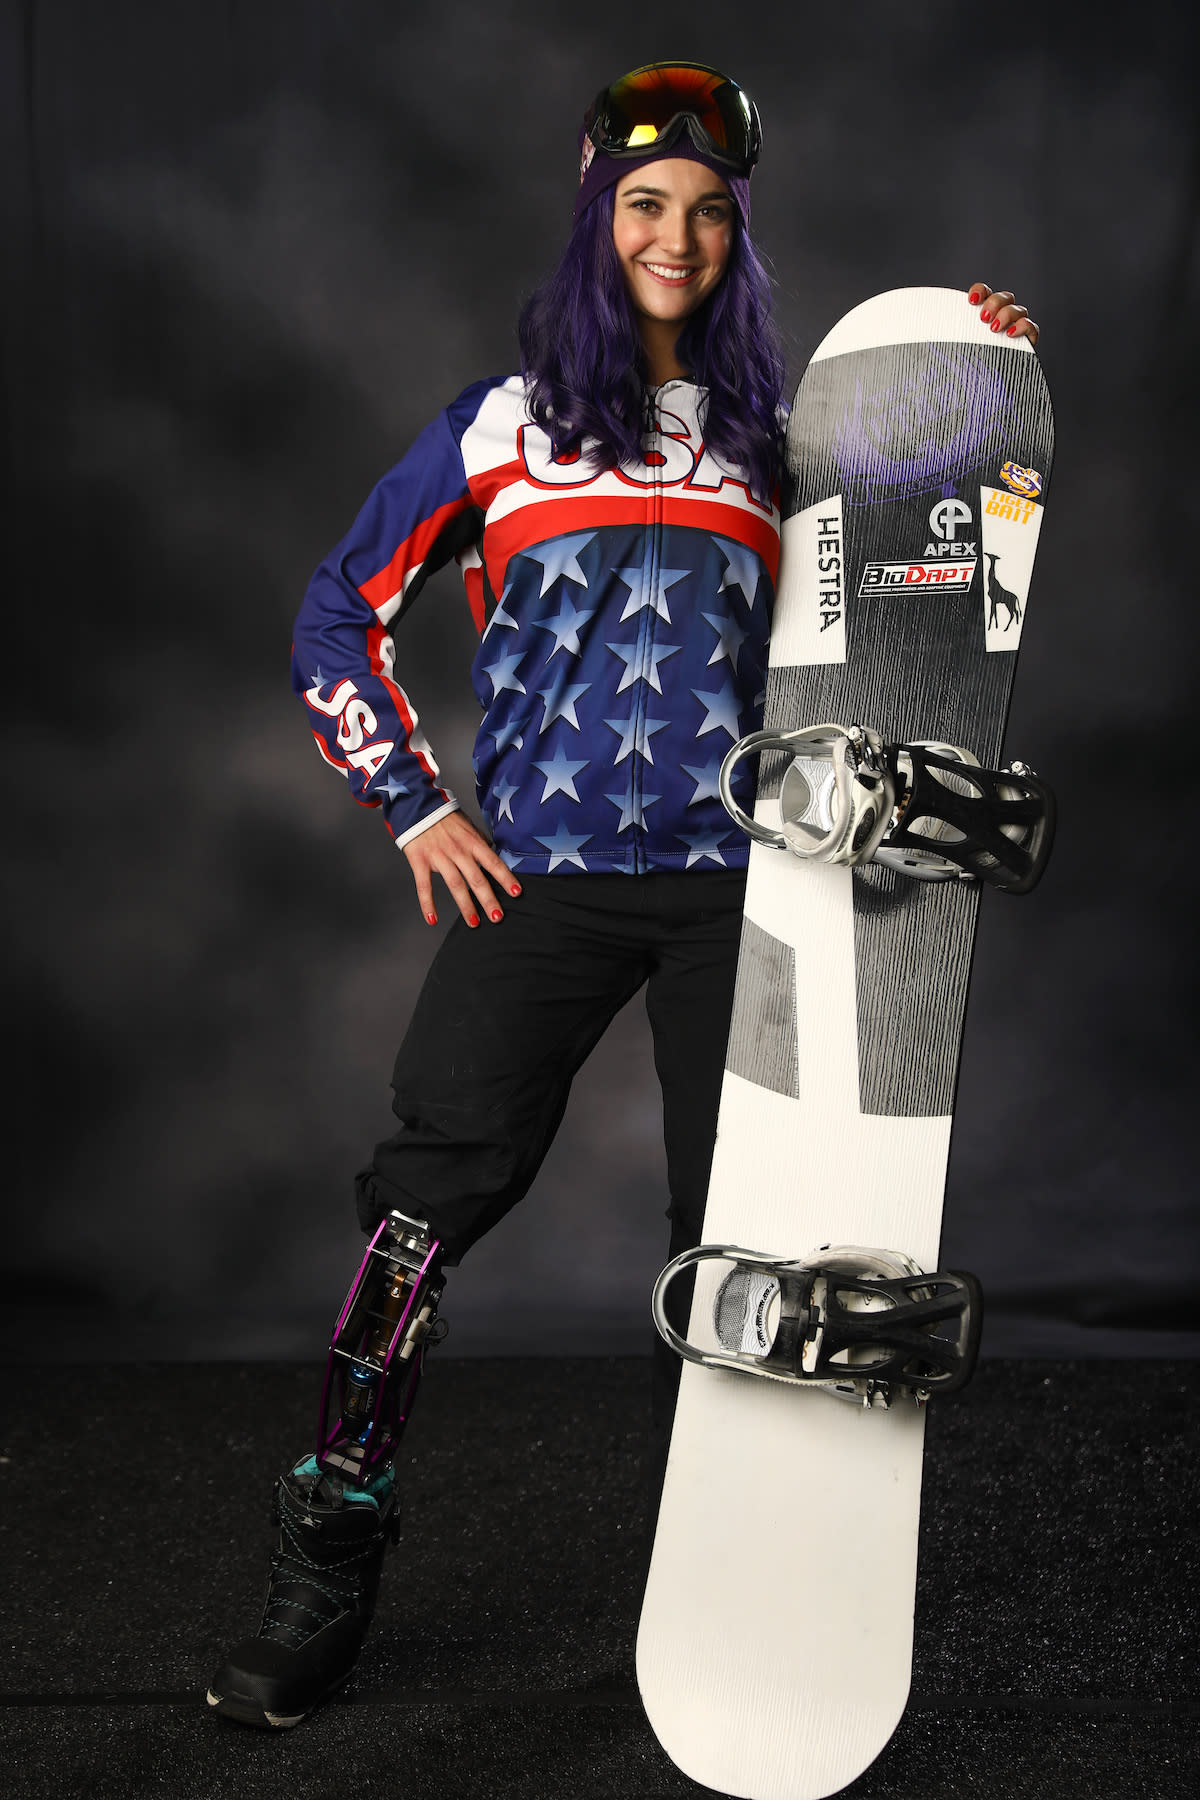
[291,395,489,847]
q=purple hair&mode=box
[517,190,786,506]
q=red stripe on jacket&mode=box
[357,492,476,615]
[481,494,780,604]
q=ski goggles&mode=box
[583,62,762,177]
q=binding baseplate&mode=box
[652,1244,983,1408]
[718,721,1054,893]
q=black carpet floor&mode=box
[0,1358,1196,1799]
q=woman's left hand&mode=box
[967,284,1039,347]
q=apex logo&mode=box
[923,497,975,558]
[928,498,973,539]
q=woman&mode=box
[208,60,1038,1730]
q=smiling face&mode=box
[611,159,734,375]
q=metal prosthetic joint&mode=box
[315,1209,448,1485]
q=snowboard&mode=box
[636,288,1054,1800]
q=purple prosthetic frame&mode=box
[315,1210,446,1485]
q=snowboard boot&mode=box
[207,1454,397,1728]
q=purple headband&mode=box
[574,129,751,228]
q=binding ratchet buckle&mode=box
[719,722,1055,893]
[653,1245,983,1408]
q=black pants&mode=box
[355,868,746,1429]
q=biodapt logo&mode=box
[859,560,975,594]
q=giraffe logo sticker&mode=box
[985,554,1021,633]
[979,484,1044,651]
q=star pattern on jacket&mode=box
[614,547,690,623]
[538,671,592,732]
[534,595,598,659]
[483,583,521,638]
[604,710,670,765]
[606,638,682,694]
[533,745,588,803]
[375,772,413,804]
[468,527,772,871]
[714,536,763,606]
[680,754,725,806]
[492,776,520,822]
[485,648,527,699]
[535,819,593,871]
[605,784,662,833]
[677,827,734,868]
[691,677,744,740]
[489,717,525,753]
[521,533,596,597]
[701,610,749,670]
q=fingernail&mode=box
[980,310,992,323]
[990,320,1000,332]
[426,913,437,925]
[468,914,479,928]
[967,290,982,304]
[489,909,502,922]
[509,885,522,896]
[1006,323,1018,335]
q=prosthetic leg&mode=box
[207,1209,447,1728]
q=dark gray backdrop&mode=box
[5,0,1197,1360]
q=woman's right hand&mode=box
[402,812,522,927]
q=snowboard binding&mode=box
[653,1244,982,1407]
[315,1208,448,1484]
[719,722,1054,893]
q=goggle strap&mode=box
[589,111,754,174]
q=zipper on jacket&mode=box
[632,389,668,875]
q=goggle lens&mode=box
[589,62,760,172]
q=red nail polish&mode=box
[990,320,1000,331]
[490,909,502,922]
[967,290,981,304]
[468,913,480,928]
[980,311,992,324]
[426,913,437,925]
[509,885,521,896]
[1006,324,1018,335]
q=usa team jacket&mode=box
[291,375,781,874]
